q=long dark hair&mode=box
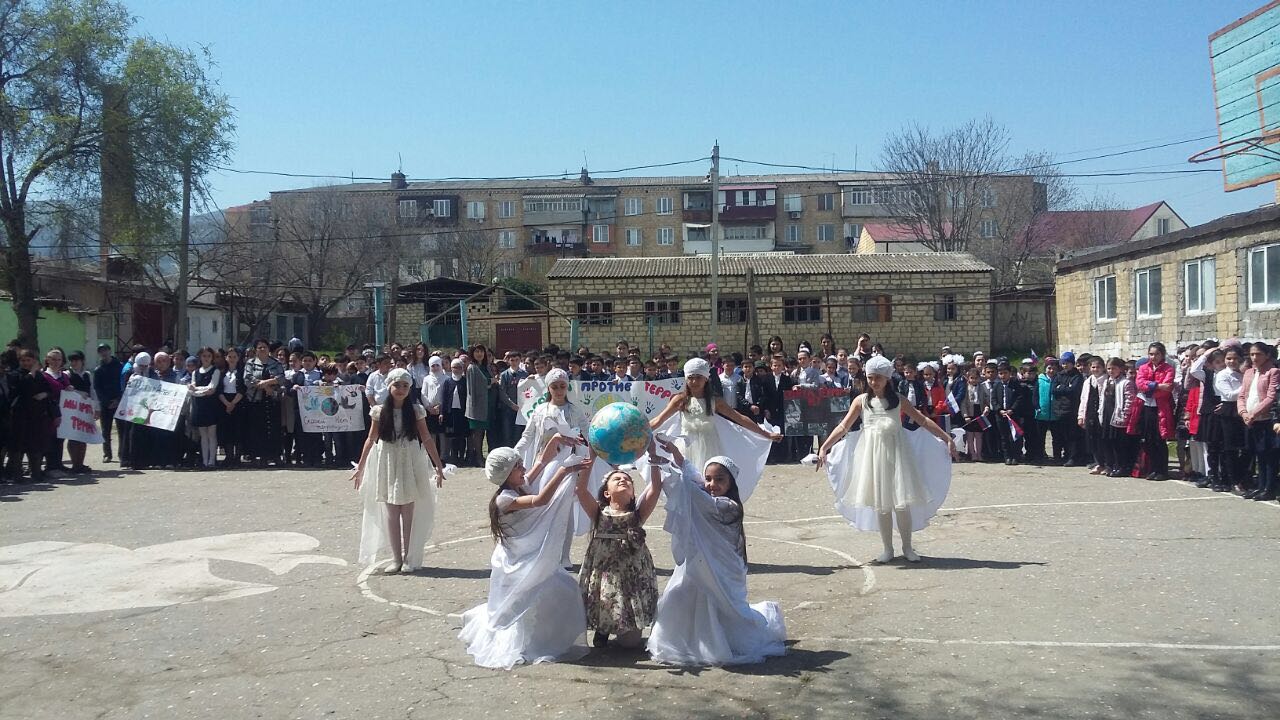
[870,373,901,410]
[377,394,419,443]
[488,487,511,546]
[682,371,723,414]
[593,470,640,529]
[708,463,749,565]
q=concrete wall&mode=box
[0,301,90,358]
[1055,220,1280,358]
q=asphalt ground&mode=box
[3,444,1279,720]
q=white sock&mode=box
[875,512,894,563]
[896,509,919,562]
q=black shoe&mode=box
[1195,478,1213,489]
[1253,493,1277,501]
[1062,460,1077,468]
[1243,489,1262,499]
[1008,459,1019,466]
[592,631,609,648]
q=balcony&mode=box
[718,203,778,222]
[683,208,711,223]
[525,240,586,256]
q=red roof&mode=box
[1027,202,1170,250]
[862,222,954,241]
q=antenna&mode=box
[582,150,589,169]
[854,145,859,171]
[397,153,403,174]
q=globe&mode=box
[587,402,653,466]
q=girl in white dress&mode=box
[514,368,590,471]
[649,358,781,501]
[459,441,593,669]
[350,368,446,574]
[817,355,954,564]
[647,440,786,666]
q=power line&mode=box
[215,157,713,183]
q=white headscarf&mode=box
[865,355,894,378]
[545,368,570,386]
[485,447,522,486]
[684,358,712,378]
[704,455,740,481]
[387,368,412,386]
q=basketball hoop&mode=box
[1188,134,1280,165]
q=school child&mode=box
[7,350,55,482]
[1206,347,1245,493]
[351,368,447,574]
[960,365,987,461]
[292,352,323,467]
[818,355,954,565]
[459,442,592,669]
[42,348,70,475]
[319,364,342,466]
[1052,352,1084,466]
[187,347,223,470]
[646,442,786,666]
[1099,357,1136,477]
[1079,356,1107,474]
[1129,343,1177,481]
[64,350,96,474]
[573,448,663,649]
[919,362,947,429]
[1240,342,1280,499]
[217,347,245,466]
[1032,358,1058,464]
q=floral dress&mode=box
[578,507,658,635]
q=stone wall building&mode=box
[544,253,993,359]
[1054,204,1280,358]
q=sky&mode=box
[123,0,1277,226]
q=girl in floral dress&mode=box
[573,443,664,649]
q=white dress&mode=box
[680,399,722,471]
[647,459,786,666]
[357,404,438,569]
[514,400,591,471]
[458,462,588,670]
[653,400,774,503]
[825,395,951,532]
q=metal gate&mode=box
[494,322,542,355]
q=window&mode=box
[979,219,998,238]
[785,224,802,243]
[685,226,708,243]
[783,194,802,212]
[576,301,613,326]
[949,191,965,208]
[722,189,775,207]
[683,192,711,210]
[495,261,517,279]
[852,294,892,323]
[497,200,515,219]
[398,200,417,218]
[624,197,643,216]
[656,196,673,215]
[523,197,583,213]
[625,228,642,246]
[1249,244,1280,308]
[644,299,681,324]
[1157,217,1171,235]
[465,201,485,220]
[933,294,958,321]
[432,199,451,217]
[1135,267,1162,318]
[498,230,516,249]
[592,224,610,243]
[843,186,907,206]
[843,223,864,247]
[817,193,835,211]
[980,187,996,208]
[783,297,822,323]
[1094,275,1117,321]
[724,225,768,240]
[816,224,835,243]
[844,187,874,205]
[657,227,675,245]
[717,297,749,324]
[1184,257,1216,315]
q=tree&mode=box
[424,228,509,283]
[970,152,1077,289]
[272,188,392,344]
[0,0,131,349]
[879,118,1011,252]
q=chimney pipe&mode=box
[391,171,407,190]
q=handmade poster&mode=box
[114,376,187,432]
[782,386,851,437]
[298,385,366,433]
[56,391,102,444]
[516,375,547,425]
[632,377,686,420]
[570,379,635,416]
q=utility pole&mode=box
[175,151,192,351]
[709,142,720,347]
[366,282,387,348]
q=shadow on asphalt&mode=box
[910,556,1048,571]
[747,561,860,576]
[0,474,109,502]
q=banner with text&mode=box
[114,376,187,432]
[57,391,102,444]
[516,375,547,425]
[298,385,366,433]
[516,377,687,425]
[782,386,852,437]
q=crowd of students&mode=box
[3,331,1278,502]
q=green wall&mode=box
[0,301,88,355]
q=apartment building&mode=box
[267,168,1040,282]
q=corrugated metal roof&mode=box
[547,253,992,279]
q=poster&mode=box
[516,375,547,425]
[782,386,851,437]
[632,377,685,420]
[114,376,188,432]
[56,391,102,444]
[298,385,366,433]
[569,379,635,416]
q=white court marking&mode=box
[358,495,1280,653]
[0,532,348,618]
[357,532,877,619]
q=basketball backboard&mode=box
[1203,1,1280,191]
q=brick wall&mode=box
[1055,221,1280,359]
[546,270,992,359]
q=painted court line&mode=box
[803,636,1280,652]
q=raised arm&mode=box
[635,444,666,524]
[506,454,593,512]
[714,396,783,442]
[648,393,685,430]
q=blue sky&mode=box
[124,0,1276,225]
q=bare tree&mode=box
[272,188,393,343]
[969,152,1078,289]
[879,118,1011,252]
[420,228,510,284]
[191,207,290,345]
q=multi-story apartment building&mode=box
[267,168,1042,283]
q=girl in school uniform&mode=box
[188,347,223,470]
[1100,357,1136,477]
[217,347,245,466]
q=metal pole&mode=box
[459,299,470,348]
[366,282,387,349]
[709,142,720,347]
[175,152,191,351]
